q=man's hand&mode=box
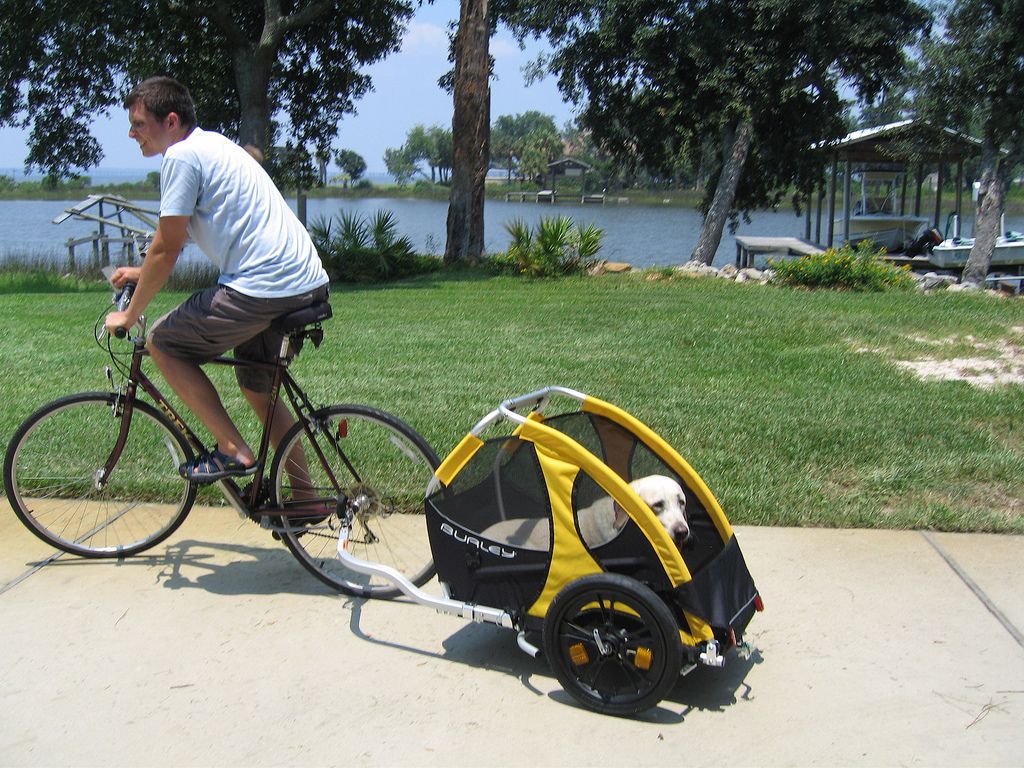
[109,266,142,289]
[104,310,135,337]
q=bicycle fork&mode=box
[94,387,137,491]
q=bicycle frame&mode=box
[104,330,348,521]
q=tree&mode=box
[503,0,931,263]
[335,149,368,187]
[384,147,418,186]
[403,124,454,183]
[914,0,1024,285]
[0,1,413,178]
[445,0,491,264]
[427,125,454,183]
[491,111,561,181]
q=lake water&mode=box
[2,196,1020,271]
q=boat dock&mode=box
[734,236,824,268]
[502,191,629,205]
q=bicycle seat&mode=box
[271,301,333,334]
[271,301,332,353]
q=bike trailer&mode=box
[422,386,763,715]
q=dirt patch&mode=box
[890,326,1024,389]
[881,484,1024,531]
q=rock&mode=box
[588,260,632,276]
[603,261,632,274]
[947,281,980,292]
[739,267,764,281]
[917,274,957,291]
[718,263,739,279]
[677,260,719,277]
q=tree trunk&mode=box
[690,118,754,265]
[445,0,490,265]
[962,144,1009,286]
[234,50,274,156]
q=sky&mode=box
[0,4,576,177]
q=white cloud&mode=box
[400,22,450,57]
[490,36,523,60]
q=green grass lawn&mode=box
[1,271,1022,532]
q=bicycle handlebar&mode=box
[112,282,136,339]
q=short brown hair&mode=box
[124,77,197,128]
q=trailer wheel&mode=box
[543,573,682,716]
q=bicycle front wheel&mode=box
[4,393,197,558]
[271,405,439,598]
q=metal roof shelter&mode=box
[539,157,598,204]
[547,157,593,176]
[809,119,982,248]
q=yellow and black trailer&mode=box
[424,386,763,716]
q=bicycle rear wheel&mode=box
[4,392,197,558]
[271,404,439,598]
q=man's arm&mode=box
[105,215,190,334]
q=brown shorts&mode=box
[148,283,329,393]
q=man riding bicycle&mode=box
[104,76,330,484]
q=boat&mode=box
[834,170,930,252]
[929,230,1024,268]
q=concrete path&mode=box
[1,501,1021,767]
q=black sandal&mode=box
[179,446,257,484]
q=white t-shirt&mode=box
[159,128,328,298]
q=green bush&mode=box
[769,240,915,291]
[490,215,604,277]
[310,209,440,283]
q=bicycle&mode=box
[3,281,440,598]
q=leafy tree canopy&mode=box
[490,111,561,180]
[0,0,413,179]
[500,0,931,215]
[915,0,1024,168]
[385,124,453,183]
[335,148,368,185]
[384,146,418,185]
[912,0,1024,283]
[405,124,454,182]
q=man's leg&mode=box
[242,387,315,498]
[149,282,328,479]
[149,344,256,467]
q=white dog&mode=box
[481,474,689,550]
[626,474,690,546]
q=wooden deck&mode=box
[504,190,560,203]
[734,236,824,268]
[501,191,630,205]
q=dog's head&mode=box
[629,474,690,546]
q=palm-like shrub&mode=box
[493,215,605,276]
[310,209,439,283]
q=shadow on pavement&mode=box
[346,596,759,721]
[154,538,340,596]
